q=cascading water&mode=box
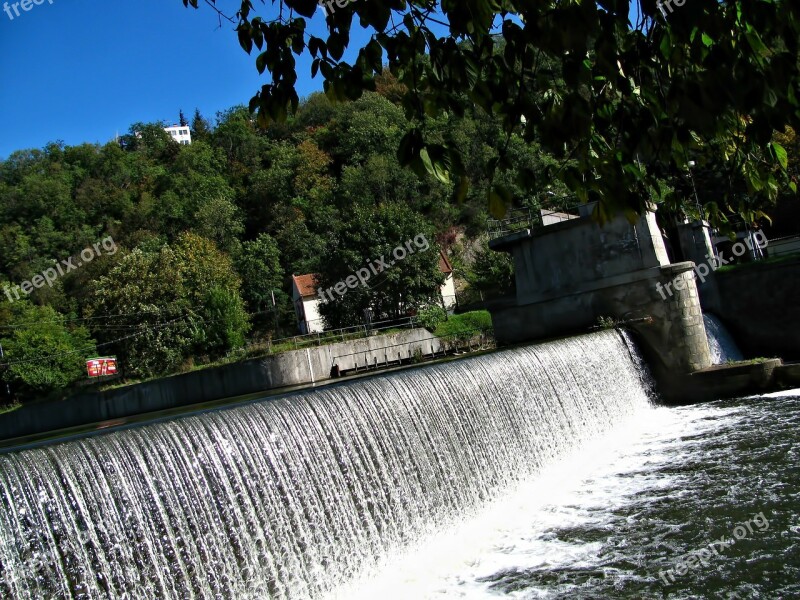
[0,330,654,599]
[703,313,744,365]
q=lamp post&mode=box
[271,290,281,338]
[687,160,705,221]
[0,341,10,398]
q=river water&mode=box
[337,389,800,599]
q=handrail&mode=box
[487,202,590,240]
[232,317,419,356]
[330,327,495,364]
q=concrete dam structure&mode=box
[487,206,713,400]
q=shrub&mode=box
[416,305,447,331]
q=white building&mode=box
[292,250,458,333]
[438,251,457,311]
[291,274,325,334]
[164,125,192,145]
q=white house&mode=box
[291,274,325,334]
[438,251,457,311]
[164,125,192,145]
[292,250,458,333]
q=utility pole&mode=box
[271,290,281,338]
[687,161,705,222]
[0,341,11,398]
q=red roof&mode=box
[292,273,320,298]
[439,250,453,274]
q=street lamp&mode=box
[687,160,705,221]
[0,341,10,398]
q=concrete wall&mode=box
[488,208,711,400]
[491,263,711,381]
[492,210,670,305]
[703,255,800,361]
[767,235,800,258]
[0,329,442,442]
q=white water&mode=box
[704,314,744,364]
[0,330,654,599]
[333,403,719,599]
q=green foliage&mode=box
[0,302,96,398]
[86,235,249,378]
[416,305,447,332]
[316,202,443,328]
[198,286,250,354]
[433,310,493,339]
[467,240,515,299]
[86,246,194,378]
[184,0,800,227]
[235,233,283,312]
[596,316,618,329]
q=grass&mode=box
[725,357,779,366]
[715,253,799,274]
[0,401,21,415]
[434,310,493,338]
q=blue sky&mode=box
[0,0,362,159]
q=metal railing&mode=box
[331,327,496,373]
[229,316,419,358]
[487,208,536,241]
[487,202,588,240]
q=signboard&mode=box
[86,357,118,378]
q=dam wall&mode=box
[0,328,443,442]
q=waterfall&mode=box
[0,330,654,599]
[703,313,744,365]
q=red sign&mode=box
[87,357,118,378]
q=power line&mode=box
[0,317,191,368]
[0,308,277,368]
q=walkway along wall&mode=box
[0,329,443,442]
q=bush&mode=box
[434,310,492,338]
[416,305,447,331]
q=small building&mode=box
[439,251,457,311]
[164,125,192,145]
[291,274,325,334]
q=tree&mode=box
[172,232,251,355]
[191,108,212,143]
[316,203,443,328]
[466,238,515,300]
[86,234,250,378]
[0,302,96,399]
[193,195,245,254]
[198,286,250,355]
[235,233,283,313]
[183,0,800,225]
[86,246,194,378]
[179,109,189,127]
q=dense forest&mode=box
[0,74,542,401]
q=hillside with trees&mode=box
[0,83,531,401]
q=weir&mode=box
[0,330,653,599]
